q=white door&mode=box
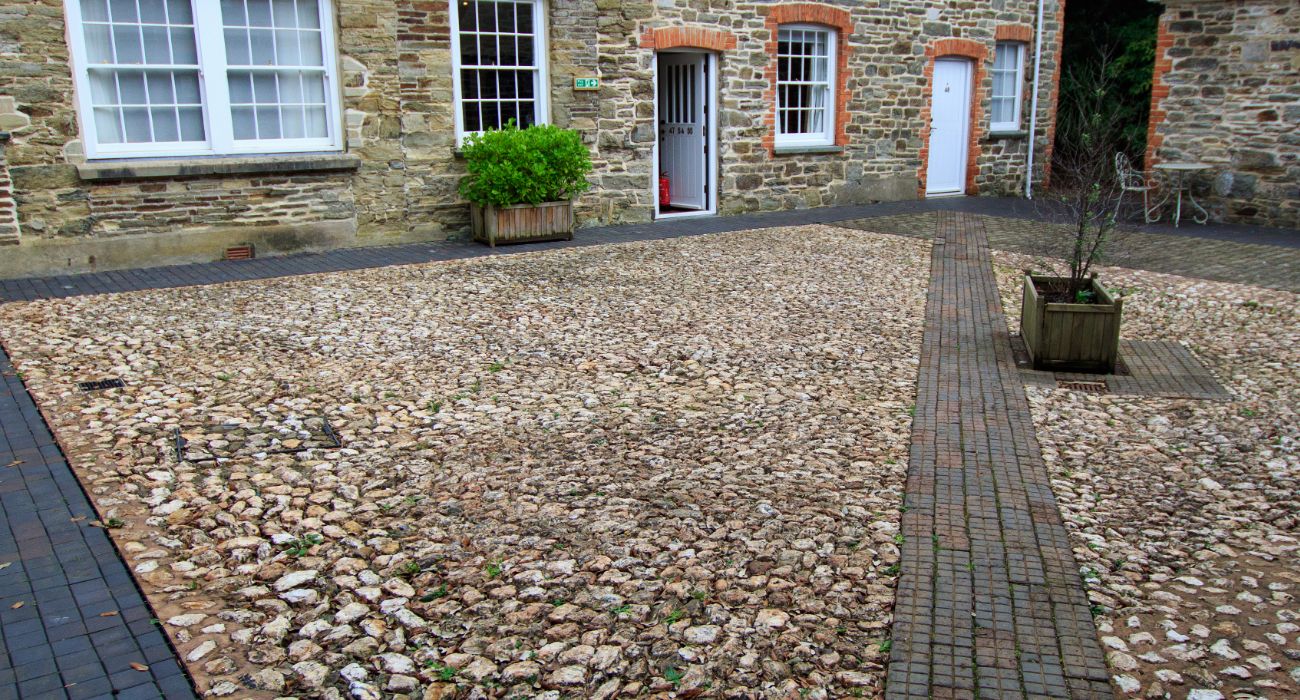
[658,53,707,210]
[926,58,972,196]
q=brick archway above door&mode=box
[639,26,738,52]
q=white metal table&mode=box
[1150,162,1211,227]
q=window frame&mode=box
[449,0,550,146]
[65,0,345,160]
[990,41,1026,133]
[774,23,837,148]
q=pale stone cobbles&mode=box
[0,225,929,698]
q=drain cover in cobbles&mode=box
[1058,380,1108,393]
[77,378,125,392]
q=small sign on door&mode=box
[574,77,600,91]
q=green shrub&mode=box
[458,123,593,207]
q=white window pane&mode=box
[228,71,254,102]
[299,31,322,65]
[113,26,143,63]
[108,0,137,22]
[281,105,304,137]
[171,28,198,63]
[302,72,325,101]
[272,0,298,27]
[232,106,256,138]
[252,72,278,103]
[167,0,192,23]
[178,106,204,139]
[305,105,326,136]
[220,0,246,25]
[175,71,201,102]
[150,107,179,140]
[224,28,250,64]
[279,72,304,102]
[118,71,147,104]
[296,0,320,28]
[146,72,174,102]
[247,0,272,26]
[139,0,168,23]
[84,24,113,63]
[122,107,152,141]
[142,26,171,63]
[991,98,1010,124]
[255,106,281,138]
[275,30,301,65]
[89,70,117,103]
[250,29,276,64]
[81,0,110,22]
[93,107,123,142]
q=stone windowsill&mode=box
[985,130,1028,141]
[76,152,362,181]
[773,145,845,155]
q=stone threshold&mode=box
[76,153,362,181]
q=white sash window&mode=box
[776,25,836,147]
[66,0,343,159]
[990,42,1026,132]
[451,0,549,143]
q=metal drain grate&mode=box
[1058,380,1107,394]
[78,378,125,392]
[223,244,255,261]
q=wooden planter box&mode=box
[470,201,575,247]
[1020,275,1123,373]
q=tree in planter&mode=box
[458,122,593,207]
[1020,50,1132,373]
[1040,50,1133,302]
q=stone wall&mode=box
[1147,0,1299,228]
[0,0,1063,277]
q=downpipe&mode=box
[1025,0,1046,199]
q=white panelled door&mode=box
[925,58,973,196]
[658,53,707,210]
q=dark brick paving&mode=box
[886,212,1111,699]
[0,349,196,700]
[4,197,1294,303]
[838,211,1300,292]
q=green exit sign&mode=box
[574,77,600,91]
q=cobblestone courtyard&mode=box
[0,204,1296,699]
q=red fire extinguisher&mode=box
[659,173,671,207]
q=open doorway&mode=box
[654,51,717,218]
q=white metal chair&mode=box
[1114,152,1158,223]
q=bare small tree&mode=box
[1035,50,1133,301]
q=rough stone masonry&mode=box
[1147,0,1299,228]
[0,0,1064,277]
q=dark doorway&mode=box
[1053,0,1162,172]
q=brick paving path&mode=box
[838,211,1300,293]
[886,212,1111,699]
[0,349,196,700]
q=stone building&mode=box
[0,0,1065,278]
[1145,0,1299,228]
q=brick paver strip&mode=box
[0,347,198,700]
[886,212,1110,699]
